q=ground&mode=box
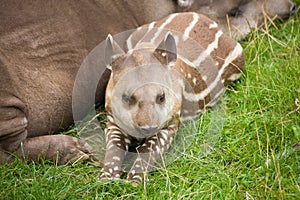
[1,6,299,200]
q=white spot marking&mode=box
[113,166,119,171]
[113,156,121,161]
[125,138,131,144]
[193,77,197,85]
[227,73,242,81]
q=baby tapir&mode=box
[99,12,245,182]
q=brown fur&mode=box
[183,0,296,39]
[0,0,295,164]
[0,0,186,164]
[100,13,244,182]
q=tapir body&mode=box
[0,0,296,164]
[100,12,245,182]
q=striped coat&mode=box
[100,12,245,182]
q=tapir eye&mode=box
[156,93,165,104]
[122,94,136,105]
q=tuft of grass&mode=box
[1,9,299,200]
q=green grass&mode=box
[1,10,300,200]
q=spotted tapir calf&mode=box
[100,12,245,182]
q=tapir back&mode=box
[126,12,245,120]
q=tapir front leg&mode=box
[99,117,132,180]
[127,119,179,183]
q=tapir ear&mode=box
[154,32,177,67]
[105,34,125,70]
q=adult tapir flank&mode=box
[178,0,297,40]
[0,0,296,165]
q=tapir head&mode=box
[105,34,182,139]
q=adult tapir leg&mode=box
[0,65,93,164]
[0,92,94,164]
[0,92,28,163]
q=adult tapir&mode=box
[0,0,193,164]
[0,0,296,164]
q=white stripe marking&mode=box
[209,21,218,29]
[150,13,178,44]
[111,138,121,142]
[148,140,156,145]
[192,30,223,66]
[128,22,156,50]
[184,44,243,101]
[183,13,199,41]
[159,138,165,146]
[132,175,142,181]
[207,87,225,107]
